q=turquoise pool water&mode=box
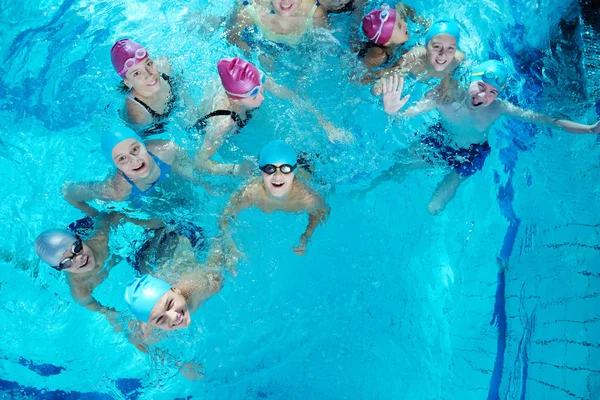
[1,0,599,399]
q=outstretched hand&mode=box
[381,74,410,115]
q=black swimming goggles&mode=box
[259,164,297,174]
[54,238,83,271]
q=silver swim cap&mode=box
[34,229,78,267]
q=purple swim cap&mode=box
[110,39,149,78]
[362,6,397,45]
[217,58,262,99]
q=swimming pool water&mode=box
[0,0,599,399]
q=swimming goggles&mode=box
[55,238,83,271]
[369,4,391,44]
[225,70,267,98]
[259,164,297,174]
[119,47,148,76]
[471,70,506,90]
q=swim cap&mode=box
[259,140,297,167]
[101,127,143,163]
[110,39,149,78]
[124,275,172,323]
[217,58,262,99]
[470,60,509,91]
[425,18,461,45]
[362,6,397,45]
[34,229,78,267]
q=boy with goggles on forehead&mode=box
[192,58,351,176]
[217,140,329,261]
[369,60,600,215]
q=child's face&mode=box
[468,80,499,109]
[262,165,295,198]
[111,139,153,179]
[272,0,299,16]
[124,57,161,95]
[233,87,265,109]
[426,34,457,72]
[148,288,190,331]
[59,241,95,274]
[387,18,409,46]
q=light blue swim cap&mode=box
[425,18,461,45]
[470,60,509,91]
[124,275,172,322]
[259,140,297,167]
[101,127,143,163]
[34,229,78,267]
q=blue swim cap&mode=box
[425,18,461,45]
[259,140,297,167]
[124,275,172,322]
[470,60,509,91]
[34,229,78,267]
[101,127,143,163]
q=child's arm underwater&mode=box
[225,4,254,55]
[62,176,128,217]
[500,102,600,134]
[292,190,330,256]
[266,78,354,143]
[193,118,254,176]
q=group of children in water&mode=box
[32,0,599,378]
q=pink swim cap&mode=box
[217,58,262,99]
[110,39,148,78]
[362,7,397,45]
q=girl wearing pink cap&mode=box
[227,0,327,49]
[111,39,177,134]
[191,57,351,176]
[358,3,428,70]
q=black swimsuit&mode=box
[128,73,178,136]
[191,109,253,134]
[326,0,355,14]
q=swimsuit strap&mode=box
[123,151,171,201]
[126,73,176,120]
[305,1,321,29]
[193,109,251,132]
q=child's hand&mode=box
[382,74,410,115]
[592,121,600,134]
[180,361,205,381]
[292,235,308,256]
[102,308,123,333]
[233,159,257,177]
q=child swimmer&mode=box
[358,3,428,70]
[192,57,351,176]
[372,60,600,214]
[111,39,178,134]
[218,140,330,257]
[63,127,208,216]
[371,18,464,93]
[34,213,162,325]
